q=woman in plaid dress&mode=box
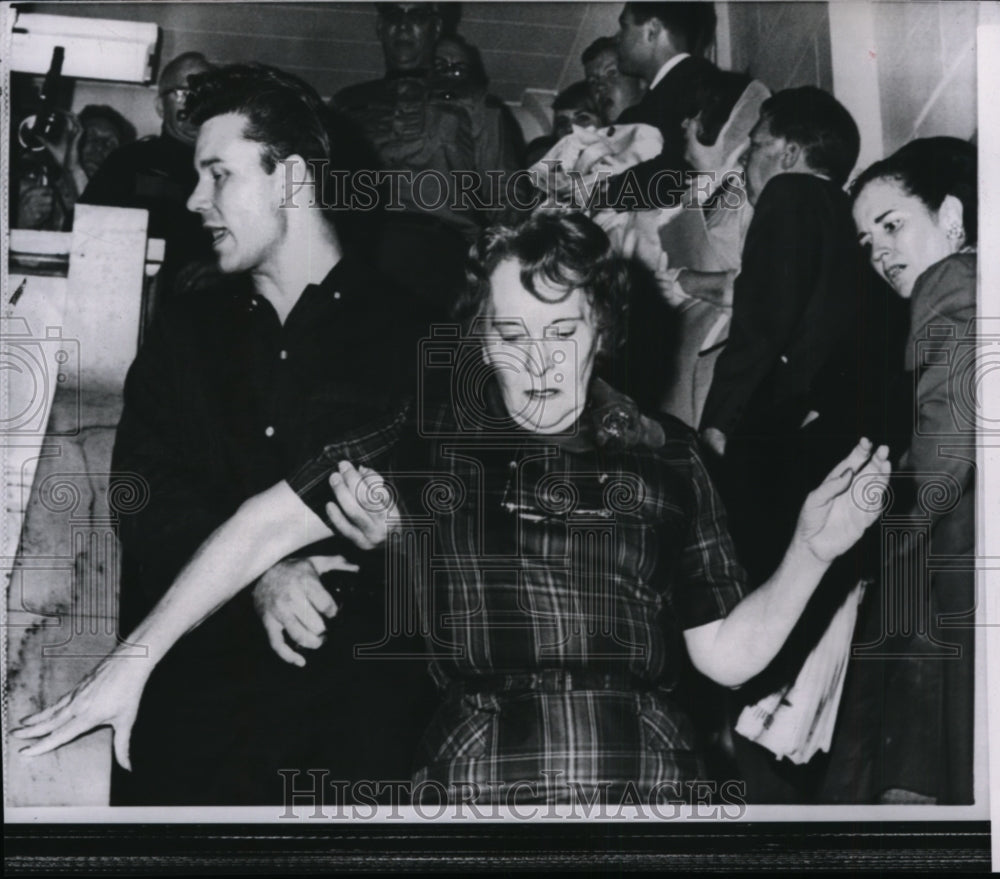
[16,213,890,806]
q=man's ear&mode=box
[274,153,315,208]
[282,153,311,181]
[155,94,165,120]
[938,193,964,236]
[780,140,801,171]
[646,17,662,44]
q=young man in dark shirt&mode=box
[109,63,435,806]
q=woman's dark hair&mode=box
[77,104,137,146]
[692,69,752,147]
[850,136,978,246]
[185,63,383,254]
[456,212,628,359]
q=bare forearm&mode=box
[127,482,331,665]
[688,540,829,687]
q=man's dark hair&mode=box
[759,86,860,188]
[581,36,617,67]
[850,136,978,246]
[552,81,597,114]
[374,2,441,20]
[78,104,137,146]
[691,69,752,147]
[158,51,211,86]
[624,2,717,55]
[186,63,382,249]
[457,212,628,359]
[187,63,333,173]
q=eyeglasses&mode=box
[433,58,471,78]
[380,5,437,26]
[159,87,191,102]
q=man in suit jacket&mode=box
[699,86,872,584]
[697,86,908,803]
[607,2,718,208]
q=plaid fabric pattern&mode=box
[290,380,747,800]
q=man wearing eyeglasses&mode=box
[333,3,522,314]
[80,52,216,310]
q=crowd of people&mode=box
[11,2,978,810]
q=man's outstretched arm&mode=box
[11,481,332,768]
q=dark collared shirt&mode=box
[114,256,427,624]
[110,256,435,804]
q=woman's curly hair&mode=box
[455,211,629,360]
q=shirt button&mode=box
[280,350,288,360]
[265,426,275,437]
[333,291,342,300]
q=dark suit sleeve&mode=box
[603,58,711,210]
[604,143,689,209]
[699,176,826,434]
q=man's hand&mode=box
[701,427,727,457]
[794,438,891,563]
[324,461,399,551]
[252,555,358,666]
[17,185,55,229]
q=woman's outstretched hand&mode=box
[794,438,891,563]
[324,461,399,551]
[10,654,150,770]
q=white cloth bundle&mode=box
[528,123,664,209]
[735,581,866,765]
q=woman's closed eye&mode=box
[545,322,579,339]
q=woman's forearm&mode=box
[687,539,829,687]
[127,481,332,665]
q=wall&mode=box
[872,1,979,152]
[17,2,606,103]
[725,1,833,91]
[723,1,980,176]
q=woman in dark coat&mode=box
[848,137,977,804]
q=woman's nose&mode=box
[526,340,564,377]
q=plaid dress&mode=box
[290,377,747,804]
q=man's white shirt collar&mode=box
[649,52,691,90]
